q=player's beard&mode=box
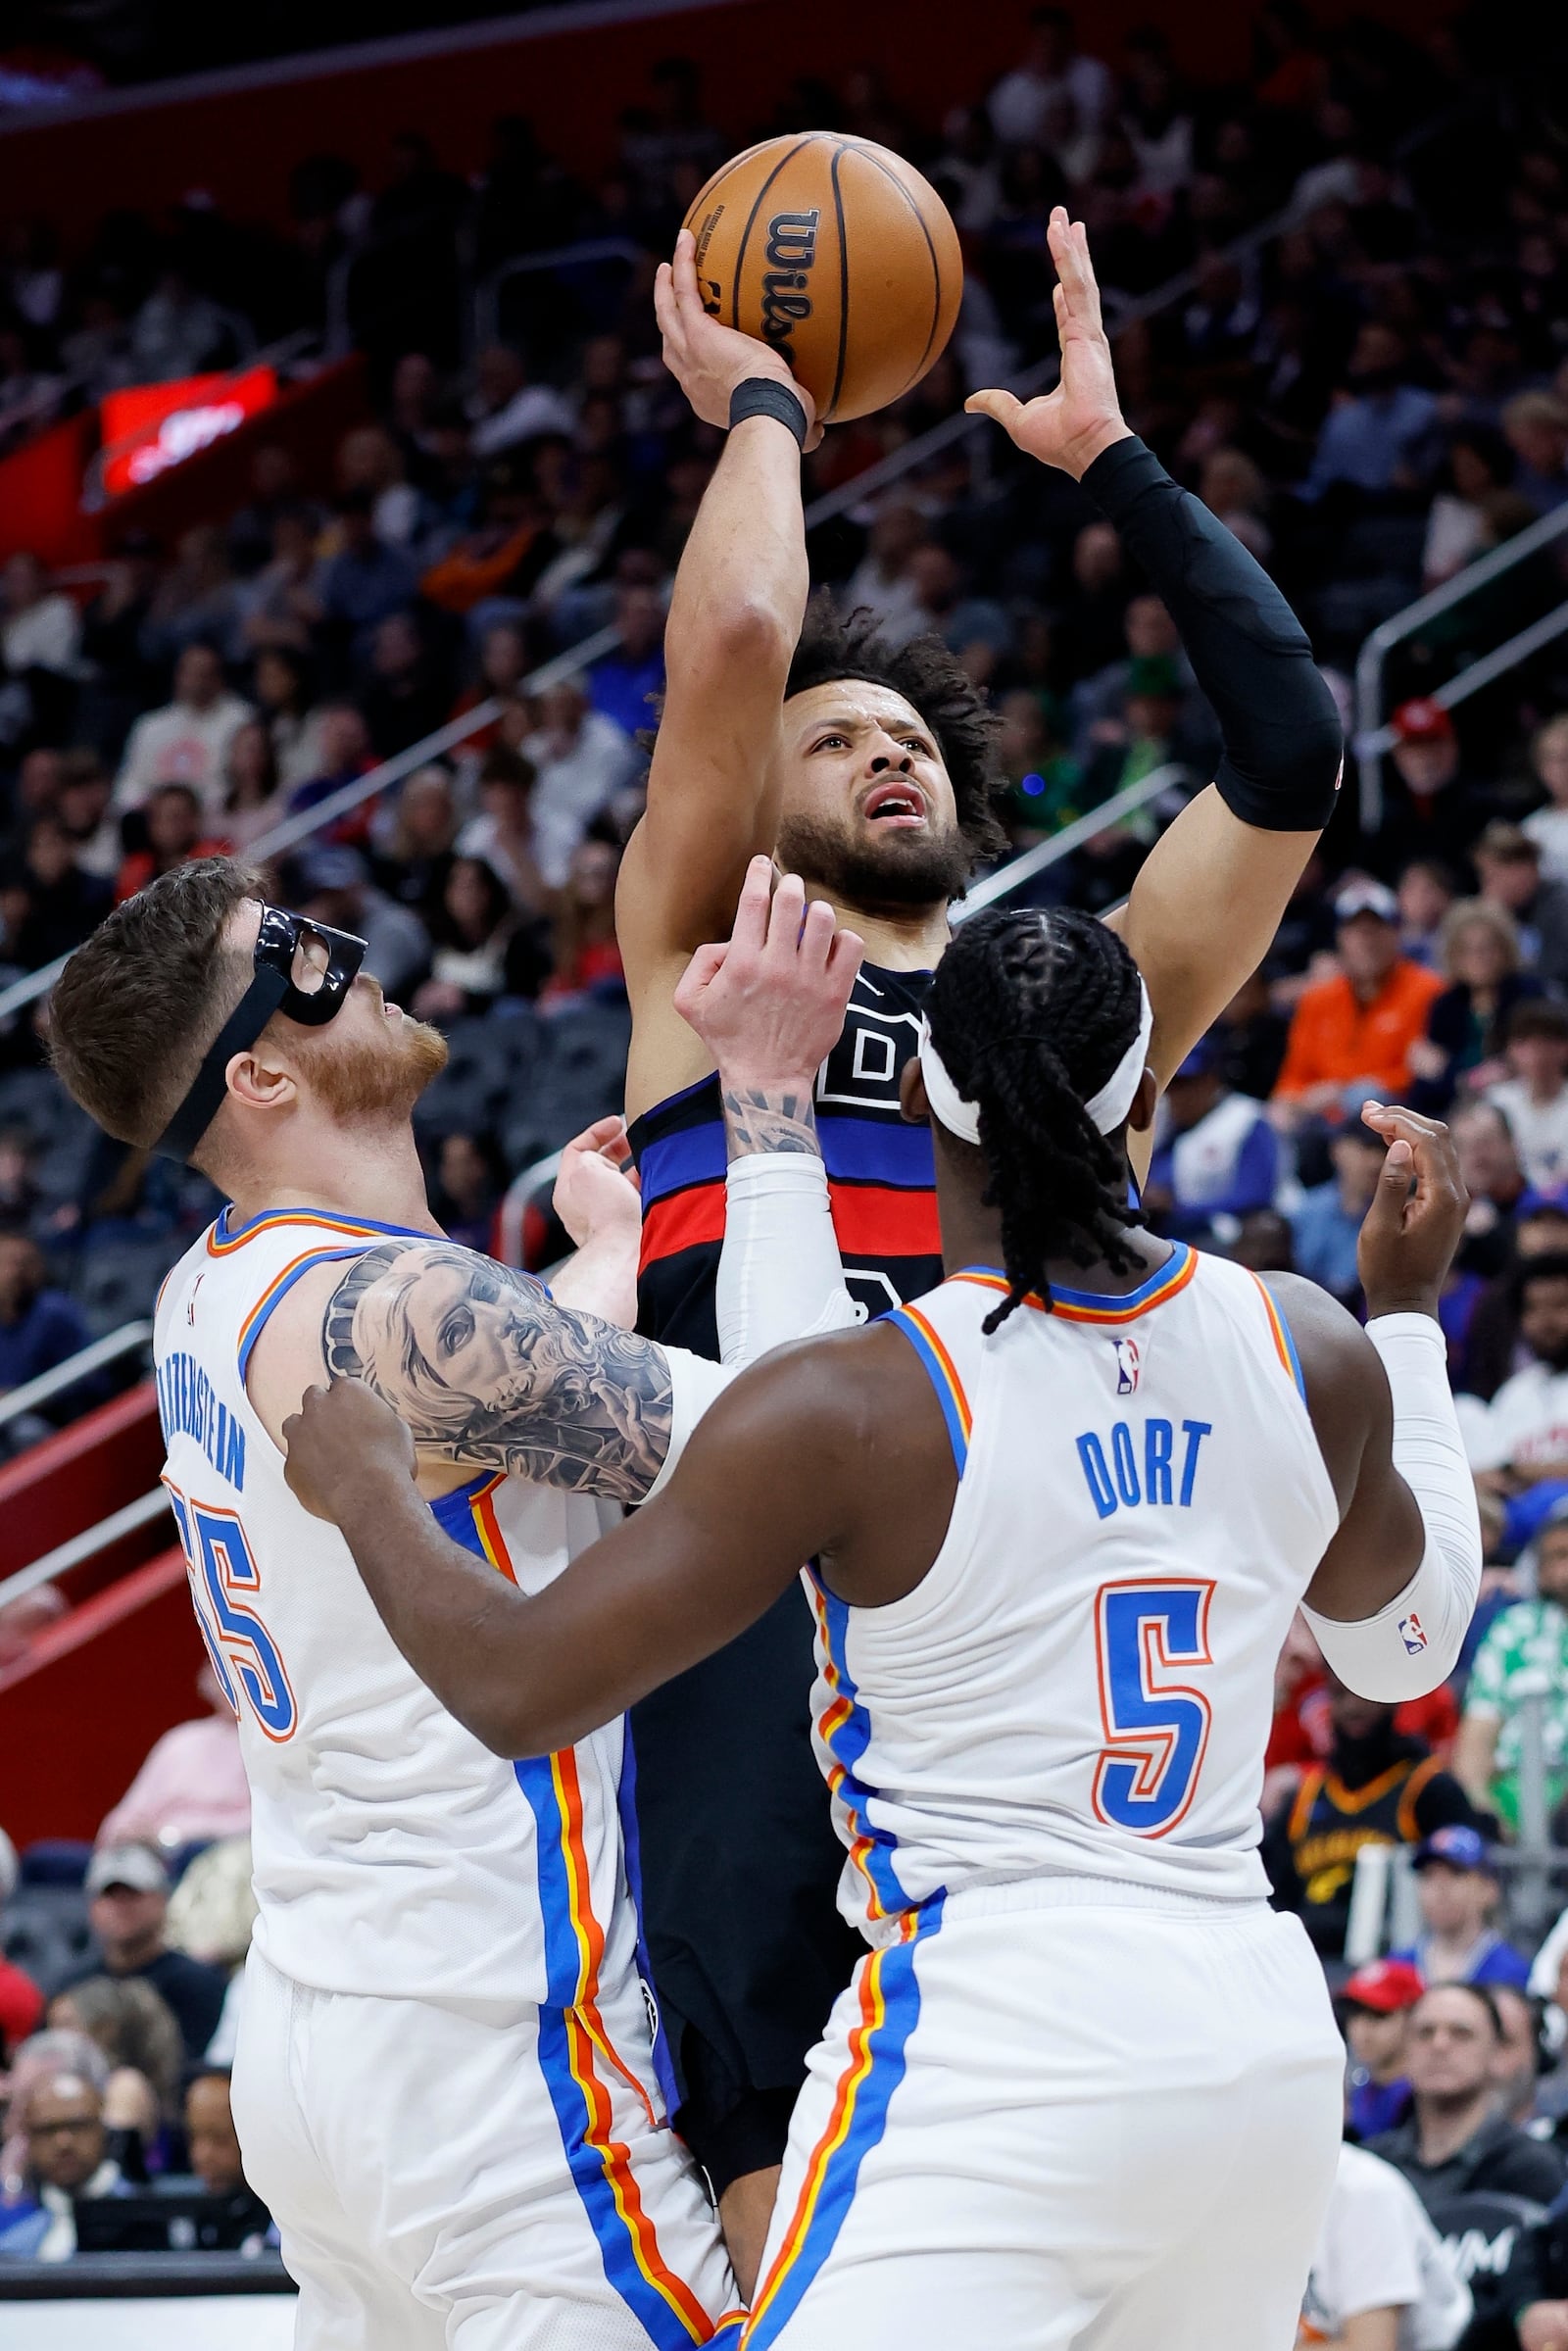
[292,1013,449,1124]
[774,808,974,911]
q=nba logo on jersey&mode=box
[1113,1338,1142,1396]
[1398,1611,1428,1656]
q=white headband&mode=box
[917,975,1153,1144]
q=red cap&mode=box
[1341,1957,1425,2014]
[1393,698,1455,744]
[0,1954,44,2054]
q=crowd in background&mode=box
[6,3,1568,2333]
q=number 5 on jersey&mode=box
[1093,1579,1214,1837]
[165,1478,297,1741]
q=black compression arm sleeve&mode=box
[1081,435,1343,832]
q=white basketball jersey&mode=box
[155,1203,642,2008]
[808,1243,1342,1940]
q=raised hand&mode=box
[656,228,822,448]
[675,856,862,1156]
[1355,1102,1469,1320]
[283,1379,417,1526]
[553,1115,641,1252]
[964,207,1131,480]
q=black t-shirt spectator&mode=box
[1369,2109,1566,2215]
[70,1949,228,2064]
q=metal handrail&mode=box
[956,764,1194,919]
[1353,503,1568,828]
[0,1319,151,1432]
[0,1488,172,1617]
[471,239,646,355]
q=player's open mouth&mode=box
[863,781,927,827]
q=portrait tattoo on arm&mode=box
[321,1243,673,1502]
[721,1084,819,1161]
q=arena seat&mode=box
[1,1885,93,1999]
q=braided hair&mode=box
[926,906,1148,1331]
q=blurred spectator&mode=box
[1143,1039,1278,1238]
[840,503,926,639]
[1422,427,1515,587]
[588,586,665,741]
[1461,1186,1568,1402]
[1302,323,1442,501]
[1299,2141,1472,2350]
[128,269,233,383]
[315,489,419,668]
[183,2069,271,2245]
[1453,1100,1529,1246]
[1466,1266,1568,1497]
[71,1844,226,2062]
[239,513,324,658]
[430,1131,506,1253]
[413,856,546,1023]
[47,1976,183,2180]
[0,2070,125,2259]
[251,646,328,790]
[293,844,430,1002]
[457,744,551,916]
[1407,899,1539,1113]
[987,7,1114,146]
[1455,1501,1568,1834]
[1273,881,1445,1120]
[1289,1118,1387,1303]
[283,704,376,841]
[1370,1983,1566,2212]
[371,764,459,921]
[337,423,421,551]
[1,551,78,679]
[1380,702,1489,880]
[97,1664,249,1851]
[114,781,225,903]
[520,682,639,886]
[1474,822,1568,992]
[1341,1958,1423,2142]
[220,718,286,856]
[450,620,530,745]
[226,444,315,579]
[140,525,245,669]
[1212,969,1291,1101]
[466,343,574,459]
[1501,390,1568,515]
[618,57,725,209]
[0,1235,93,1409]
[1524,714,1568,885]
[53,750,119,884]
[1391,1827,1533,1988]
[1264,1679,1475,1960]
[1489,1004,1568,1193]
[0,816,114,968]
[545,834,626,1003]
[360,612,451,758]
[112,644,253,820]
[1397,857,1458,969]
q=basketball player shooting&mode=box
[284,903,1484,2350]
[615,204,1346,2286]
[45,854,861,2351]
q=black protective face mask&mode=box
[153,904,367,1164]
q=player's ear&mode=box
[226,1046,298,1117]
[1125,1067,1158,1134]
[899,1057,930,1125]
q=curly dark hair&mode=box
[926,906,1147,1330]
[784,595,1008,871]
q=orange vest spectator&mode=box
[1274,879,1445,1110]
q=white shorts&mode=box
[740,1880,1345,2351]
[231,1945,741,2351]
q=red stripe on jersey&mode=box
[639,1177,942,1275]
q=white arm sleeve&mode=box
[643,1347,738,1502]
[1302,1314,1483,1701]
[714,1151,859,1367]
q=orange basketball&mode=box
[681,132,963,426]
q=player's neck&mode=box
[819,891,951,971]
[222,1119,441,1237]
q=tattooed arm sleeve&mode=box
[321,1241,692,1501]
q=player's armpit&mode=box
[320,1239,675,1502]
[1106,785,1319,1089]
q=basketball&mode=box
[681,132,963,425]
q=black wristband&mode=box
[728,377,808,449]
[1082,435,1344,834]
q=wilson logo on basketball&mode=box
[759,209,820,366]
